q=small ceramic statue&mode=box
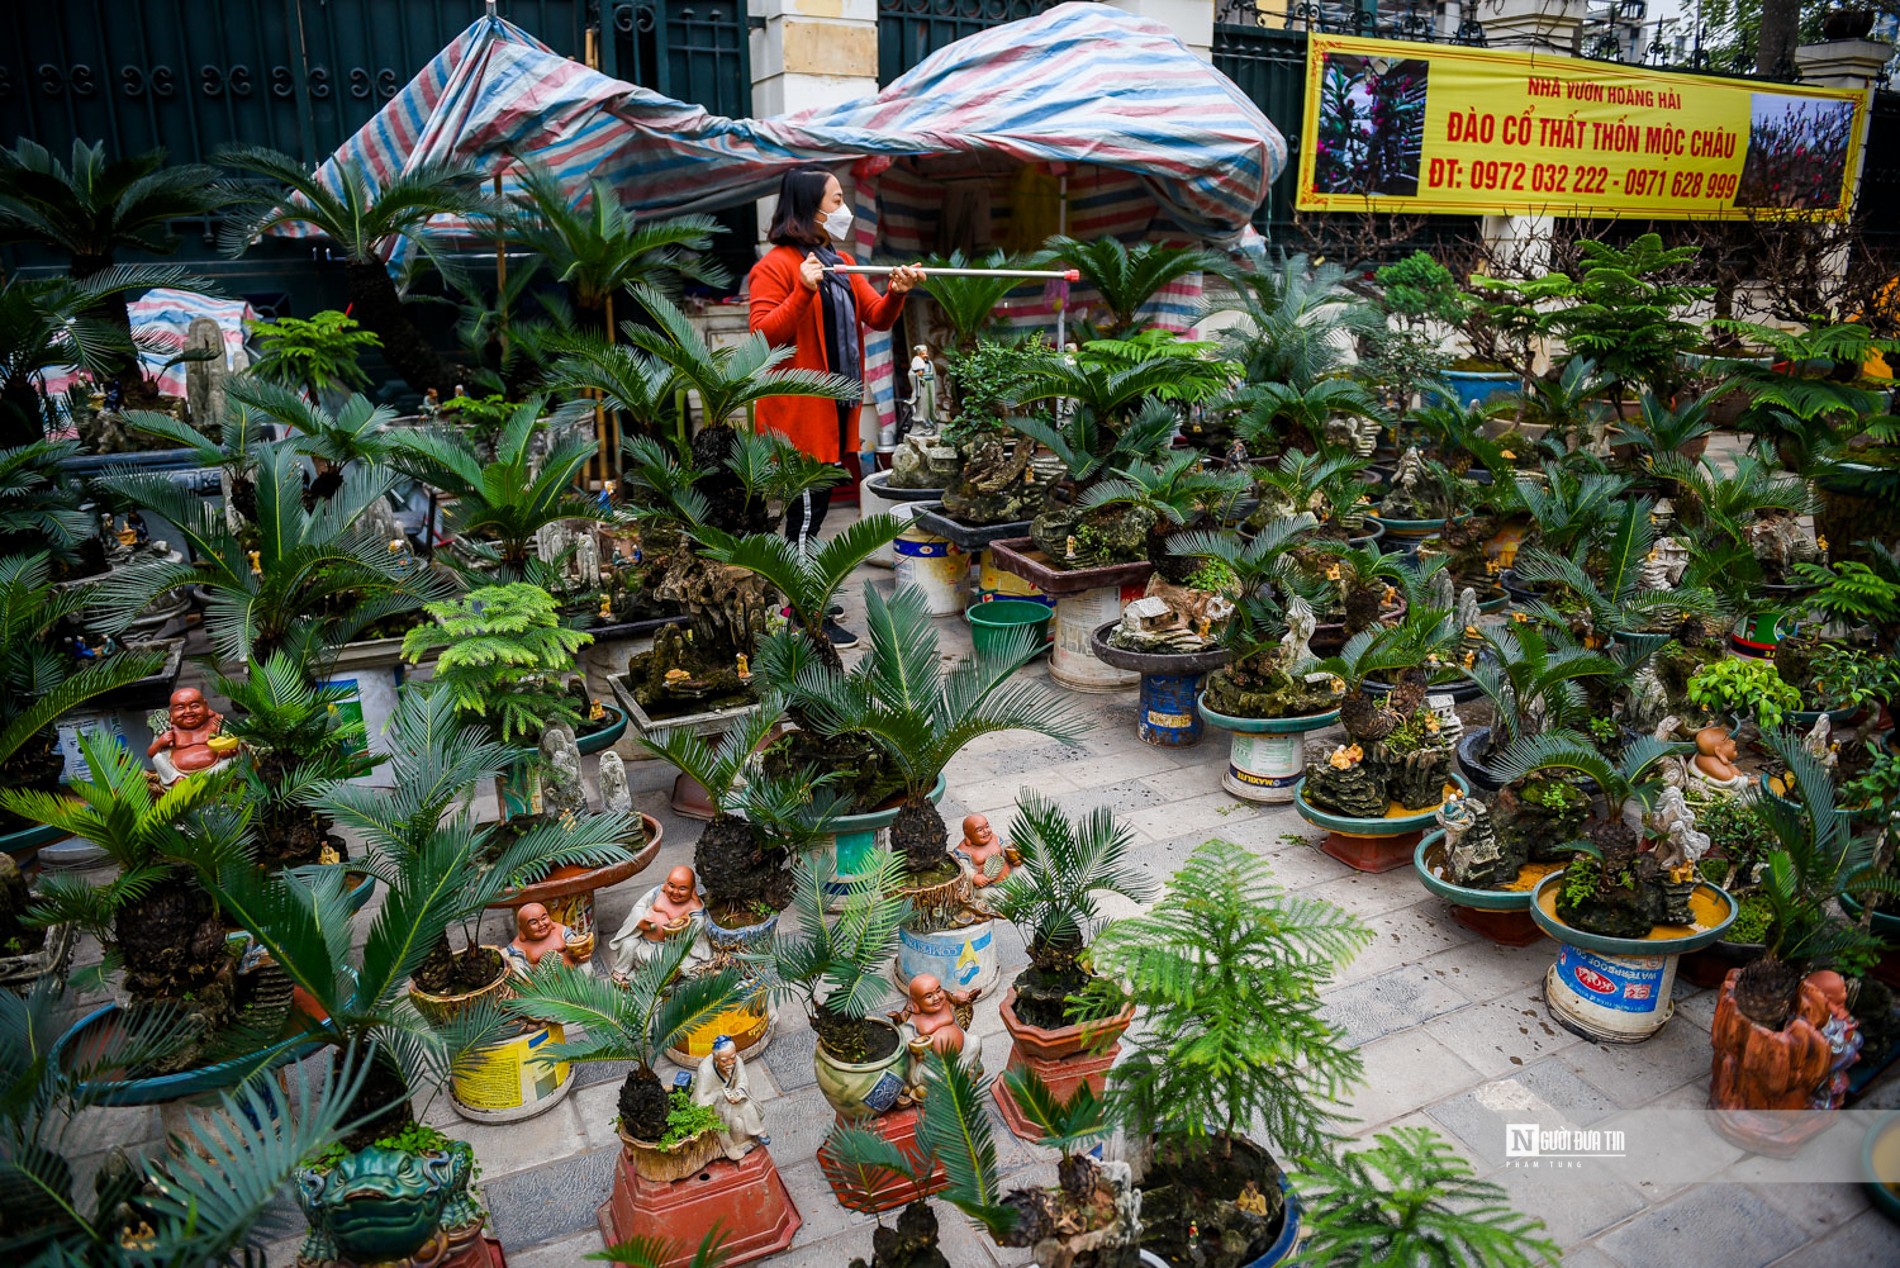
[147,687,237,786]
[610,865,710,978]
[1647,786,1712,877]
[504,901,590,976]
[907,345,939,433]
[693,1034,769,1160]
[598,750,634,817]
[1803,713,1838,774]
[955,813,1016,892]
[892,973,973,1060]
[1691,726,1751,792]
[538,724,589,821]
[1426,693,1464,745]
[1437,791,1508,889]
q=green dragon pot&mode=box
[295,1141,479,1265]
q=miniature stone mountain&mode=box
[888,431,963,492]
[1748,509,1822,585]
[1552,820,1698,939]
[1306,667,1454,819]
[1379,446,1440,519]
[1107,577,1234,654]
[940,436,1039,524]
[1436,794,1522,890]
[1201,596,1338,717]
[1030,498,1152,570]
[1494,776,1593,865]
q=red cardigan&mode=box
[747,244,906,463]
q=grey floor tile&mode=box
[1594,1184,1809,1267]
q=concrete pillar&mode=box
[750,0,880,117]
[1794,38,1895,91]
[1475,0,1584,56]
[1107,0,1215,62]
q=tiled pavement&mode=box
[55,544,1900,1267]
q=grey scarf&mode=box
[814,243,862,405]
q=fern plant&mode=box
[503,942,743,1143]
[1288,1127,1560,1267]
[247,309,381,402]
[1093,838,1371,1160]
[401,583,592,743]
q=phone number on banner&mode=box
[1425,158,1741,201]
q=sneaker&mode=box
[827,602,845,617]
[823,619,860,649]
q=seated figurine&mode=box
[955,814,1017,893]
[503,902,591,977]
[892,973,974,1060]
[693,1035,769,1160]
[609,865,710,980]
[1690,726,1751,793]
[147,688,238,786]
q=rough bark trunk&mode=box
[1756,0,1801,77]
[344,256,459,398]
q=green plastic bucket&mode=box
[966,599,1053,660]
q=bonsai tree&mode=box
[753,851,911,1063]
[1245,448,1373,539]
[0,138,230,404]
[1686,658,1803,731]
[918,250,1042,354]
[0,552,163,805]
[1514,461,1633,560]
[1464,622,1619,760]
[1232,378,1386,455]
[221,378,400,501]
[1,976,364,1264]
[693,513,904,670]
[1002,388,1180,567]
[1512,496,1719,644]
[246,310,381,406]
[988,793,1158,1031]
[94,444,450,665]
[1211,252,1380,389]
[1288,1127,1559,1266]
[1050,235,1225,338]
[1520,355,1613,453]
[771,585,1087,894]
[504,163,727,331]
[219,150,496,396]
[1092,839,1372,1268]
[211,651,381,867]
[502,944,744,1144]
[2,736,247,1058]
[1368,250,1470,424]
[384,396,603,579]
[1076,451,1251,582]
[401,583,594,744]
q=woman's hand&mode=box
[799,252,824,292]
[887,263,925,295]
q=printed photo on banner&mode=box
[1313,52,1430,197]
[1736,94,1858,211]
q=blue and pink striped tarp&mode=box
[283,2,1285,247]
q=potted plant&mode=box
[1288,1127,1559,1265]
[1458,623,1618,791]
[986,793,1157,1139]
[754,852,913,1120]
[1686,659,1803,733]
[1370,250,1473,418]
[246,309,381,409]
[1612,393,1714,469]
[1092,839,1373,1268]
[401,582,596,746]
[694,513,904,671]
[1213,253,1380,394]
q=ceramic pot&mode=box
[618,1125,724,1184]
[999,985,1135,1061]
[408,947,514,1028]
[813,1017,909,1120]
[295,1141,482,1267]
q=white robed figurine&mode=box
[693,1035,768,1161]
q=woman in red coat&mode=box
[748,169,922,617]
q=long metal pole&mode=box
[825,264,1081,281]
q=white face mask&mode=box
[821,207,853,242]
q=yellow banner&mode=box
[1295,36,1869,220]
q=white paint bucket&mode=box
[894,920,999,997]
[450,1022,576,1122]
[1544,944,1680,1043]
[1050,586,1139,692]
[893,528,969,615]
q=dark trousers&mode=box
[784,486,832,548]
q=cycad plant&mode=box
[1464,622,1619,760]
[1246,447,1373,535]
[753,852,911,1061]
[401,583,592,744]
[2,736,247,1041]
[1,977,364,1264]
[1050,235,1225,337]
[1078,451,1251,581]
[1512,495,1718,643]
[0,440,90,564]
[503,942,743,1143]
[0,137,231,401]
[1614,393,1714,468]
[1710,318,1900,470]
[505,163,727,328]
[1514,462,1633,560]
[1521,354,1613,451]
[1233,378,1386,456]
[1212,252,1381,388]
[988,793,1157,1030]
[620,428,842,537]
[1288,1127,1559,1267]
[212,651,380,867]
[1494,731,1691,842]
[223,377,399,496]
[919,249,1043,353]
[220,149,496,395]
[693,513,905,669]
[775,586,1087,890]
[385,396,601,578]
[119,395,277,525]
[94,444,451,664]
[1092,839,1371,1263]
[0,552,163,795]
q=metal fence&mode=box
[876,0,1083,86]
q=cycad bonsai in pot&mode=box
[1459,622,1619,789]
[753,852,913,1119]
[1091,838,1373,1268]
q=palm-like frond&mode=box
[1051,235,1225,333]
[751,853,910,1020]
[1210,252,1382,389]
[505,162,727,311]
[218,147,495,263]
[989,793,1158,966]
[919,250,1045,349]
[503,951,742,1073]
[694,513,904,632]
[916,1052,1015,1239]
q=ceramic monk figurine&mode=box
[956,814,1017,890]
[503,902,589,977]
[147,688,236,785]
[609,865,709,979]
[891,973,973,1060]
[1691,726,1749,790]
[692,1035,769,1160]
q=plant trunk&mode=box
[344,257,458,398]
[1756,0,1800,77]
[71,251,164,407]
[339,1046,416,1151]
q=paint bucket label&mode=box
[1229,733,1302,786]
[1554,945,1666,1015]
[899,924,994,990]
[452,1024,570,1112]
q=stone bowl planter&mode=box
[1838,880,1900,989]
[609,671,762,820]
[1412,831,1555,946]
[912,503,1033,552]
[487,812,664,955]
[1369,510,1467,548]
[813,1016,909,1120]
[618,1124,725,1184]
[1293,773,1469,874]
[0,922,77,993]
[2,821,66,869]
[1528,870,1736,1044]
[1198,694,1341,804]
[1091,622,1232,747]
[1309,598,1406,657]
[575,705,629,756]
[1455,727,1509,792]
[815,773,947,908]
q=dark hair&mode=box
[768,167,834,248]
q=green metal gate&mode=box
[877,0,1082,86]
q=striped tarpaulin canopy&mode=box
[286,2,1286,246]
